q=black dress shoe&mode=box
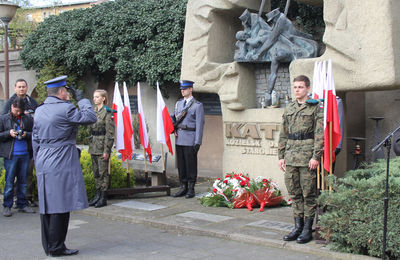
[49,248,79,257]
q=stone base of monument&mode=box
[222,107,287,197]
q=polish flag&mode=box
[156,82,174,155]
[323,60,341,172]
[120,82,134,161]
[112,82,125,154]
[137,82,152,163]
[312,61,324,99]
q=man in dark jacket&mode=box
[3,79,39,207]
[33,75,97,257]
[2,79,38,115]
[0,97,35,217]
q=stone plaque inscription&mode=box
[225,123,280,156]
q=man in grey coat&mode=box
[32,75,97,257]
[171,80,205,198]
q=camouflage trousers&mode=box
[91,154,110,192]
[284,165,317,218]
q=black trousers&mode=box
[176,145,197,183]
[40,212,70,255]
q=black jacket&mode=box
[2,94,38,115]
[0,113,33,159]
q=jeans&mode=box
[3,154,30,208]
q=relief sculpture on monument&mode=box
[234,0,318,107]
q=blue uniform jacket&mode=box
[171,98,205,146]
[33,97,97,214]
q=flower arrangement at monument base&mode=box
[249,177,284,212]
[200,173,286,211]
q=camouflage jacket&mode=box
[88,106,115,155]
[278,99,324,166]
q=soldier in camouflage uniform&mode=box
[278,75,324,244]
[88,89,115,208]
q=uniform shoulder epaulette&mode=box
[306,99,319,105]
[104,105,117,113]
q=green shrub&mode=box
[0,168,5,193]
[0,167,38,199]
[1,151,134,202]
[317,158,400,259]
[80,150,134,200]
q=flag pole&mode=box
[160,144,166,172]
[321,156,325,191]
[160,144,168,186]
[329,121,333,192]
[143,149,149,186]
[126,159,131,188]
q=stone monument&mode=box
[180,0,400,196]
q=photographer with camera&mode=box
[0,97,34,217]
[2,79,39,208]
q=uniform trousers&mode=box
[91,154,110,191]
[284,165,317,218]
[176,145,197,183]
[40,212,70,255]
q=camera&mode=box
[15,129,23,140]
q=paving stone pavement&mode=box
[78,180,377,260]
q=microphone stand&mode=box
[371,124,400,260]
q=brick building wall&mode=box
[254,63,291,108]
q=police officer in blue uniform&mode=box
[171,80,205,198]
[33,75,97,257]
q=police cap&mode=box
[179,80,194,90]
[44,75,69,89]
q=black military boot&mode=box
[89,189,101,207]
[185,182,195,199]
[283,217,304,241]
[297,217,314,244]
[173,182,188,197]
[95,191,107,208]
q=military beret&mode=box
[44,75,69,89]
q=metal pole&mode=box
[382,138,391,260]
[4,22,9,100]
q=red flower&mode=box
[223,180,228,184]
[262,179,268,183]
[240,180,246,186]
[212,188,217,193]
[225,174,231,178]
[217,178,221,180]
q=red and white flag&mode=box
[323,60,341,171]
[121,82,134,161]
[112,82,125,154]
[137,82,152,163]
[312,61,324,99]
[156,82,174,155]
